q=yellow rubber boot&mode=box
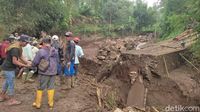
[32,90,43,109]
[47,89,55,109]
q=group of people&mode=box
[0,31,84,109]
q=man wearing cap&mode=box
[0,35,31,106]
[63,31,76,89]
[51,35,60,50]
[51,35,64,85]
[8,34,16,44]
[73,37,84,87]
[32,38,59,109]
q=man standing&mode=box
[20,36,34,82]
[0,35,31,106]
[63,32,76,89]
[32,38,59,109]
[73,37,84,87]
[51,35,64,85]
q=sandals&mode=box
[0,94,21,106]
[7,99,21,106]
[0,94,9,102]
[0,96,5,102]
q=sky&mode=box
[144,0,159,7]
[130,0,160,7]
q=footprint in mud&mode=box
[17,86,33,94]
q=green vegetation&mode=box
[157,0,200,59]
[105,90,118,110]
[0,0,158,37]
[0,0,200,52]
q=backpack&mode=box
[38,58,49,72]
[38,48,52,71]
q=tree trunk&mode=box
[109,13,112,36]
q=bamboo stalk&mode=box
[161,45,178,49]
[144,88,148,108]
[151,106,160,112]
[131,105,146,112]
[179,53,200,73]
[163,56,170,77]
[96,87,102,107]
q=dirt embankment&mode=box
[121,52,200,104]
[80,31,200,111]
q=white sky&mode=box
[130,0,160,7]
[144,0,159,7]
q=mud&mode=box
[80,33,200,111]
[0,74,99,112]
[0,32,200,112]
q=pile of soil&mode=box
[96,37,151,65]
[80,31,200,111]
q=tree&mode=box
[158,0,189,38]
[0,0,66,35]
[133,0,156,32]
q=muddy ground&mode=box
[0,73,100,112]
[0,33,200,112]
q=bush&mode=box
[190,35,200,58]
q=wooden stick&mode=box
[151,106,160,112]
[160,45,178,49]
[163,56,170,77]
[130,105,146,112]
[96,87,102,107]
[143,88,148,109]
[179,53,200,73]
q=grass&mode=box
[104,90,117,110]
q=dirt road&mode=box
[0,74,98,112]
